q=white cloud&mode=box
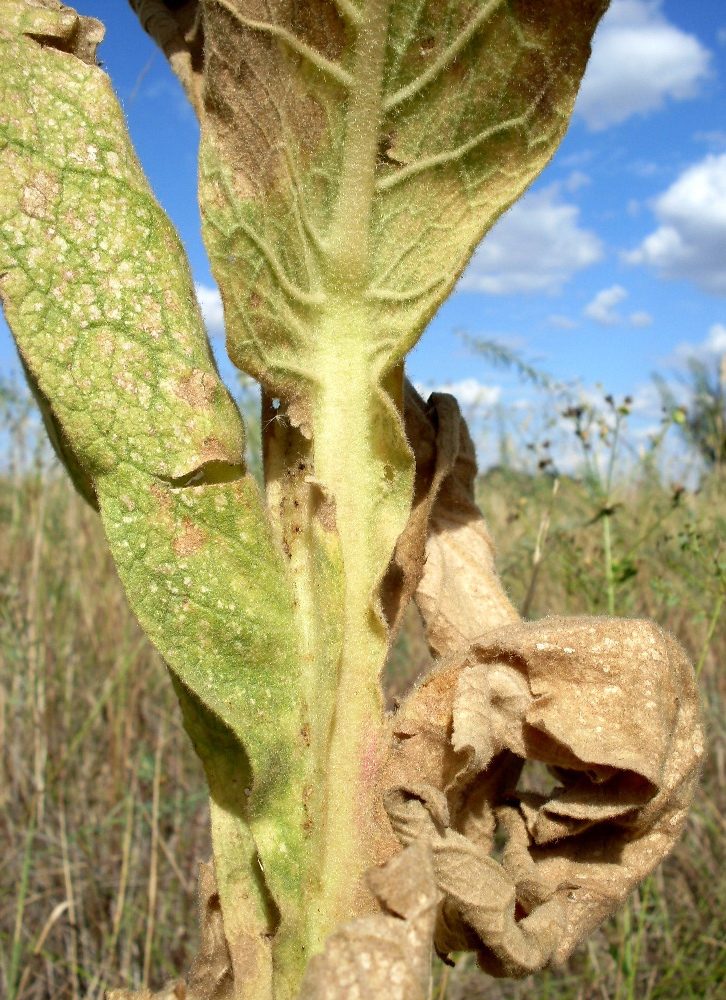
[564,170,591,192]
[195,282,225,338]
[704,322,726,352]
[584,285,628,324]
[576,0,711,130]
[695,130,726,151]
[547,314,579,329]
[629,310,653,327]
[623,153,726,294]
[671,323,726,363]
[424,379,501,408]
[459,186,602,295]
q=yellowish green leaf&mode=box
[0,7,313,991]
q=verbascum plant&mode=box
[0,2,704,998]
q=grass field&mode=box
[1,383,724,999]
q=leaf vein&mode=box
[210,0,354,89]
[375,110,531,192]
[330,0,363,27]
[383,0,506,112]
[366,271,449,302]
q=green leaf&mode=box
[0,5,309,988]
[200,0,609,383]
[197,4,610,959]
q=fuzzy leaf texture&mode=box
[195,0,610,750]
[197,0,611,653]
[193,9,613,954]
[0,7,311,990]
[200,0,610,375]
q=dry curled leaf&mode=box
[127,0,204,115]
[381,381,461,642]
[380,616,704,978]
[4,0,104,64]
[297,841,440,1000]
[412,393,520,657]
[184,862,235,1000]
[382,380,518,653]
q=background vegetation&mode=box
[1,359,724,1000]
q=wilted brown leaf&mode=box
[127,0,204,115]
[380,616,704,977]
[297,841,440,1000]
[412,393,520,656]
[185,862,236,1000]
[381,379,519,654]
[381,381,461,642]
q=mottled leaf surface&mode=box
[380,617,703,977]
[201,0,610,384]
[197,11,611,895]
[0,2,308,967]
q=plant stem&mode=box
[603,512,616,616]
[310,333,394,945]
[7,804,37,1000]
[602,411,623,617]
[696,592,724,678]
[521,477,559,619]
[142,720,166,989]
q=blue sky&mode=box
[2,0,725,459]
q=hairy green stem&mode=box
[311,336,390,945]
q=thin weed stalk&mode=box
[696,592,724,678]
[59,799,80,1000]
[6,803,37,1000]
[521,477,559,619]
[142,720,166,990]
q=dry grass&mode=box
[435,464,726,1000]
[1,395,724,998]
[1,470,210,998]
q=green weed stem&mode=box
[603,511,616,616]
[6,804,37,1000]
[696,592,724,678]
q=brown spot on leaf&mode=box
[200,434,230,462]
[150,482,170,506]
[203,0,344,200]
[173,517,206,556]
[20,170,60,220]
[176,369,218,408]
[307,480,337,533]
[113,369,137,394]
[96,331,114,357]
